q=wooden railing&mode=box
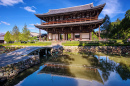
[42,17,98,25]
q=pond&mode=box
[2,53,130,86]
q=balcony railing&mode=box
[42,17,97,25]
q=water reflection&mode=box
[94,55,130,81]
[38,63,103,83]
[2,53,130,86]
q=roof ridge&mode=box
[48,3,94,12]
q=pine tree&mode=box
[101,15,111,38]
[22,24,30,41]
[12,25,19,42]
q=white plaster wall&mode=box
[48,33,52,39]
[56,34,58,40]
[75,33,80,35]
[82,33,89,38]
[52,34,58,40]
[71,33,73,39]
[63,34,65,40]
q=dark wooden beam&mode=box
[99,25,100,41]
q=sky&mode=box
[0,0,129,34]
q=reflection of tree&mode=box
[116,63,130,80]
[81,53,130,81]
[98,59,115,81]
[96,56,130,81]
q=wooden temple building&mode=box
[35,3,106,41]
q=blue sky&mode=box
[0,0,129,34]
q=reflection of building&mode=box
[38,63,103,83]
[35,3,105,41]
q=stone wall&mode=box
[63,46,130,55]
[0,55,40,81]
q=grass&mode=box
[110,39,123,44]
[1,41,52,47]
[62,41,130,46]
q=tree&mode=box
[12,25,20,41]
[22,24,30,41]
[119,10,130,39]
[4,31,12,43]
[101,15,111,38]
[125,10,130,18]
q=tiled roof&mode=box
[34,19,103,29]
[47,3,94,14]
[35,3,105,16]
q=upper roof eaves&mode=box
[35,3,105,16]
[48,3,93,14]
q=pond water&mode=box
[3,53,130,86]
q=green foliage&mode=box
[30,36,38,42]
[125,10,130,18]
[101,15,111,38]
[68,34,71,40]
[12,25,20,41]
[92,32,99,41]
[22,24,30,41]
[101,10,130,40]
[4,31,12,43]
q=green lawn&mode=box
[62,40,129,46]
[1,41,52,47]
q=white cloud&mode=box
[0,0,23,6]
[24,6,36,13]
[32,6,36,9]
[1,21,10,25]
[28,27,35,29]
[29,24,34,26]
[0,23,1,25]
[97,0,124,18]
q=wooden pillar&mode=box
[58,33,59,40]
[80,26,82,40]
[47,33,49,41]
[67,33,68,40]
[99,25,100,41]
[51,33,53,40]
[71,33,73,40]
[71,27,73,40]
[90,32,92,40]
[55,34,56,41]
[58,34,60,41]
[39,29,41,41]
[80,33,82,40]
[73,33,75,40]
[65,33,66,40]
